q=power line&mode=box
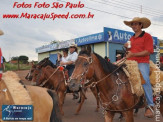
[89,0,163,17]
[58,0,163,27]
[104,0,163,15]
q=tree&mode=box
[19,55,29,64]
[11,56,19,61]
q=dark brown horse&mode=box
[69,46,141,122]
[28,57,100,114]
[32,65,100,115]
[0,71,62,122]
[25,57,57,81]
[32,66,67,115]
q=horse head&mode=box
[25,64,36,81]
[69,45,95,92]
[26,57,57,82]
[32,66,46,86]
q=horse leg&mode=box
[134,108,139,116]
[90,86,100,112]
[118,113,124,121]
[78,93,81,103]
[58,91,65,116]
[122,109,134,122]
[75,91,86,115]
[104,111,115,122]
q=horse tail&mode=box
[47,90,62,122]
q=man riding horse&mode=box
[60,43,79,99]
[124,17,154,118]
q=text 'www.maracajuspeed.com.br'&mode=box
[3,12,94,20]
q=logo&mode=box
[2,105,33,121]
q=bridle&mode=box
[69,55,93,86]
[73,54,140,112]
[35,66,60,87]
[35,66,67,88]
[73,55,126,87]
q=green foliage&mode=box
[4,62,31,71]
[19,55,29,61]
[11,56,19,61]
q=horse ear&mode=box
[86,45,92,55]
[37,65,41,69]
[81,46,86,51]
[32,64,36,68]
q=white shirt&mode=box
[61,56,68,63]
[61,56,68,67]
[67,52,78,63]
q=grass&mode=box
[4,62,31,71]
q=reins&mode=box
[39,66,60,87]
[78,55,141,112]
[78,55,127,87]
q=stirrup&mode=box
[145,106,154,118]
[147,106,154,115]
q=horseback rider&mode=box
[60,43,79,99]
[60,43,78,77]
[124,17,154,118]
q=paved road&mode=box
[15,70,163,122]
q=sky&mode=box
[0,0,163,61]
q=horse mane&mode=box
[79,50,91,56]
[2,71,32,105]
[47,90,62,122]
[94,53,119,73]
[79,50,119,73]
[38,57,57,68]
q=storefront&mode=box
[36,27,158,64]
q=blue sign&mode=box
[104,27,158,45]
[152,36,158,46]
[2,105,33,121]
[75,32,104,46]
[36,43,59,53]
[104,27,133,44]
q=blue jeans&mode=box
[138,63,154,107]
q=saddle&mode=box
[117,60,163,96]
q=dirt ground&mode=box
[14,70,163,122]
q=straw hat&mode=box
[0,30,4,36]
[116,54,121,57]
[69,43,77,48]
[124,17,151,29]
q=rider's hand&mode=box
[126,51,134,58]
[124,43,128,48]
[60,61,64,66]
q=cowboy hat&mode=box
[69,43,77,48]
[116,54,121,57]
[124,17,151,29]
[0,30,4,36]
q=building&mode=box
[36,27,158,64]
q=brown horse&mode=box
[0,71,62,122]
[25,57,57,81]
[32,65,100,115]
[69,46,141,122]
[32,66,67,115]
